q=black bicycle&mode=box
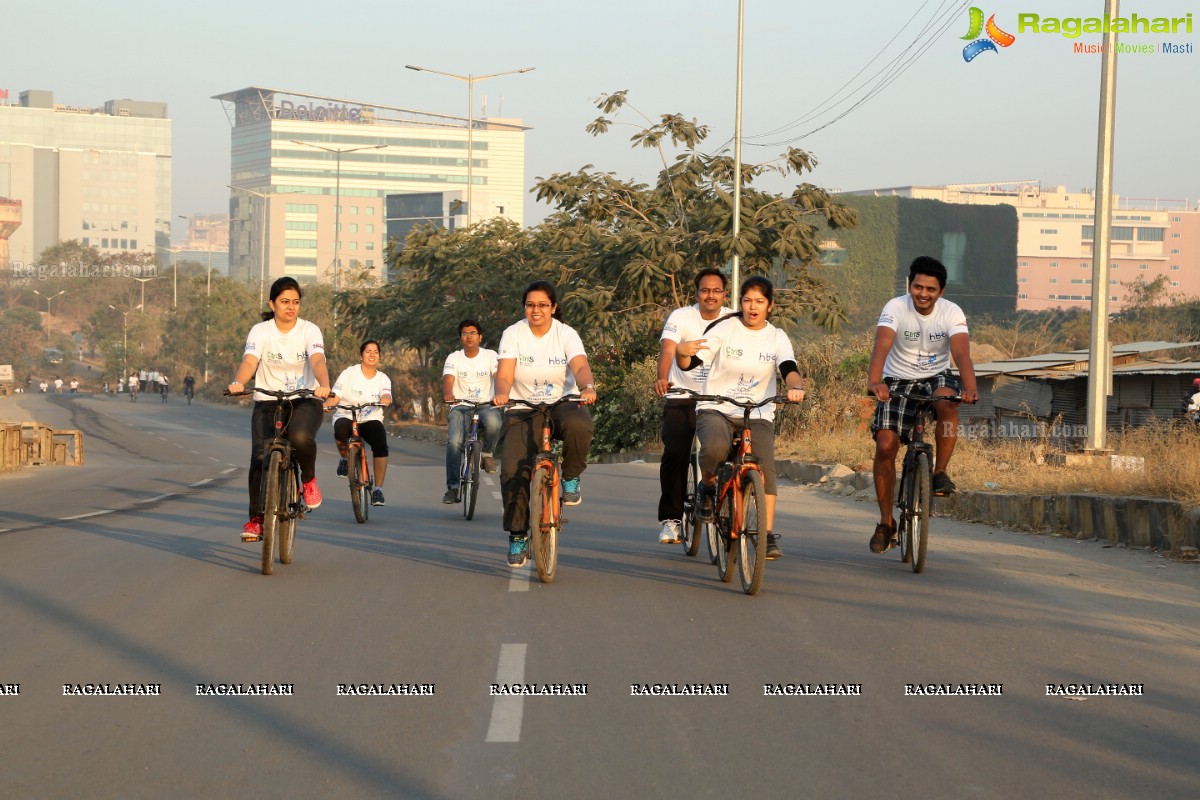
[452,401,494,521]
[888,389,962,574]
[227,387,313,575]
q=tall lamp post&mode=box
[179,215,213,381]
[132,277,156,314]
[32,289,66,316]
[404,64,535,225]
[154,245,180,309]
[107,303,141,374]
[730,0,745,309]
[288,141,386,295]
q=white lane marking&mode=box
[492,492,502,500]
[190,479,213,487]
[136,494,175,504]
[508,561,531,593]
[174,443,184,448]
[485,644,527,743]
[209,457,222,462]
[0,528,10,533]
[483,476,495,486]
[60,510,115,520]
[221,467,238,474]
[189,450,201,455]
[156,435,167,441]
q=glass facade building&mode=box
[213,87,527,289]
[0,91,171,266]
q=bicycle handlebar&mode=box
[666,387,802,408]
[225,388,315,400]
[505,396,585,411]
[886,391,963,404]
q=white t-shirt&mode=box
[331,364,393,423]
[497,319,586,403]
[694,316,796,422]
[443,348,499,403]
[877,295,969,380]
[243,317,325,401]
[661,304,717,396]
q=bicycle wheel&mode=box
[261,449,284,575]
[347,442,368,524]
[463,441,481,521]
[737,470,767,595]
[279,462,298,565]
[911,453,932,573]
[681,445,702,557]
[715,483,736,583]
[898,460,915,564]
[529,465,559,584]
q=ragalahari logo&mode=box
[961,7,1016,61]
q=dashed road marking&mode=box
[135,494,175,504]
[221,467,238,474]
[190,479,213,487]
[485,644,527,743]
[60,510,115,521]
[508,562,530,593]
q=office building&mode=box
[212,87,528,289]
[843,182,1199,312]
[0,89,171,266]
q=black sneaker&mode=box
[869,522,893,553]
[932,472,956,496]
[336,458,348,478]
[765,533,782,560]
[442,488,458,504]
[698,483,715,522]
[507,533,529,567]
[371,488,385,506]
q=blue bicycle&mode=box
[453,401,494,521]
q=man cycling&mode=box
[652,268,728,544]
[867,256,978,554]
[442,319,502,504]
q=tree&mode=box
[531,90,857,344]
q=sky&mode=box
[4,0,1197,241]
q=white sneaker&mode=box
[657,519,682,544]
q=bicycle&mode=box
[184,383,195,405]
[451,401,494,521]
[330,402,387,524]
[678,435,710,559]
[885,388,963,574]
[683,391,796,595]
[505,396,584,584]
[226,387,314,575]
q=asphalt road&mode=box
[1,392,1198,799]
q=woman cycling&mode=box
[325,339,393,507]
[493,280,598,567]
[227,276,331,542]
[676,275,806,560]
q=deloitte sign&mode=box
[275,99,364,122]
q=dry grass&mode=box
[777,386,1200,508]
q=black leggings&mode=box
[333,418,389,457]
[247,398,324,518]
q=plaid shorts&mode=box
[871,370,961,444]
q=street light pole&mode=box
[404,64,535,225]
[288,141,386,294]
[180,214,213,382]
[731,0,745,309]
[108,303,141,375]
[132,278,154,313]
[228,185,290,307]
[33,289,66,316]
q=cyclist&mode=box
[677,275,806,560]
[493,280,598,567]
[159,373,169,403]
[442,319,502,504]
[227,276,331,542]
[127,371,139,402]
[183,373,196,401]
[866,256,978,554]
[653,267,728,544]
[326,339,393,507]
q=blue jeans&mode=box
[446,404,502,489]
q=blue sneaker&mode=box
[336,458,348,478]
[562,476,581,506]
[507,533,529,567]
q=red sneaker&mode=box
[241,517,263,542]
[303,479,322,510]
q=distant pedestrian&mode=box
[54,377,63,393]
[160,374,169,402]
[69,378,79,393]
